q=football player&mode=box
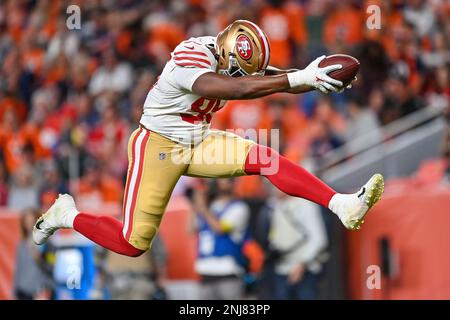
[33,20,384,257]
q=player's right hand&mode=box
[287,55,343,93]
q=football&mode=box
[318,54,360,87]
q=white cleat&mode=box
[329,173,384,231]
[33,194,79,245]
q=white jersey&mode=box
[140,36,227,145]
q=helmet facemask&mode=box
[217,54,265,77]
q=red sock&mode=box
[245,144,336,207]
[73,213,144,257]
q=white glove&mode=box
[336,77,356,92]
[287,55,343,93]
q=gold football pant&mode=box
[122,127,254,251]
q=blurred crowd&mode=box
[0,0,449,300]
[0,0,448,208]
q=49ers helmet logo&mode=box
[236,35,253,60]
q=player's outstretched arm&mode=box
[265,66,299,75]
[192,72,299,100]
[265,66,315,94]
[192,55,344,100]
[266,57,356,94]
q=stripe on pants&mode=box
[122,128,141,230]
[122,128,150,239]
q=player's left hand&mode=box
[335,76,357,93]
[287,55,343,93]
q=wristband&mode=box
[287,70,307,88]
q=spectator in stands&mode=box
[403,0,436,38]
[323,1,363,53]
[354,39,389,94]
[422,67,449,110]
[46,18,80,61]
[421,31,450,69]
[14,208,53,299]
[259,0,307,68]
[345,94,382,154]
[39,160,69,210]
[0,161,8,206]
[383,65,425,124]
[147,235,169,300]
[8,164,39,211]
[309,121,342,160]
[85,101,129,178]
[191,179,251,300]
[0,108,25,174]
[259,186,328,300]
[89,48,134,97]
[72,160,123,206]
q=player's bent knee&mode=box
[128,222,159,252]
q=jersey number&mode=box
[180,97,223,124]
